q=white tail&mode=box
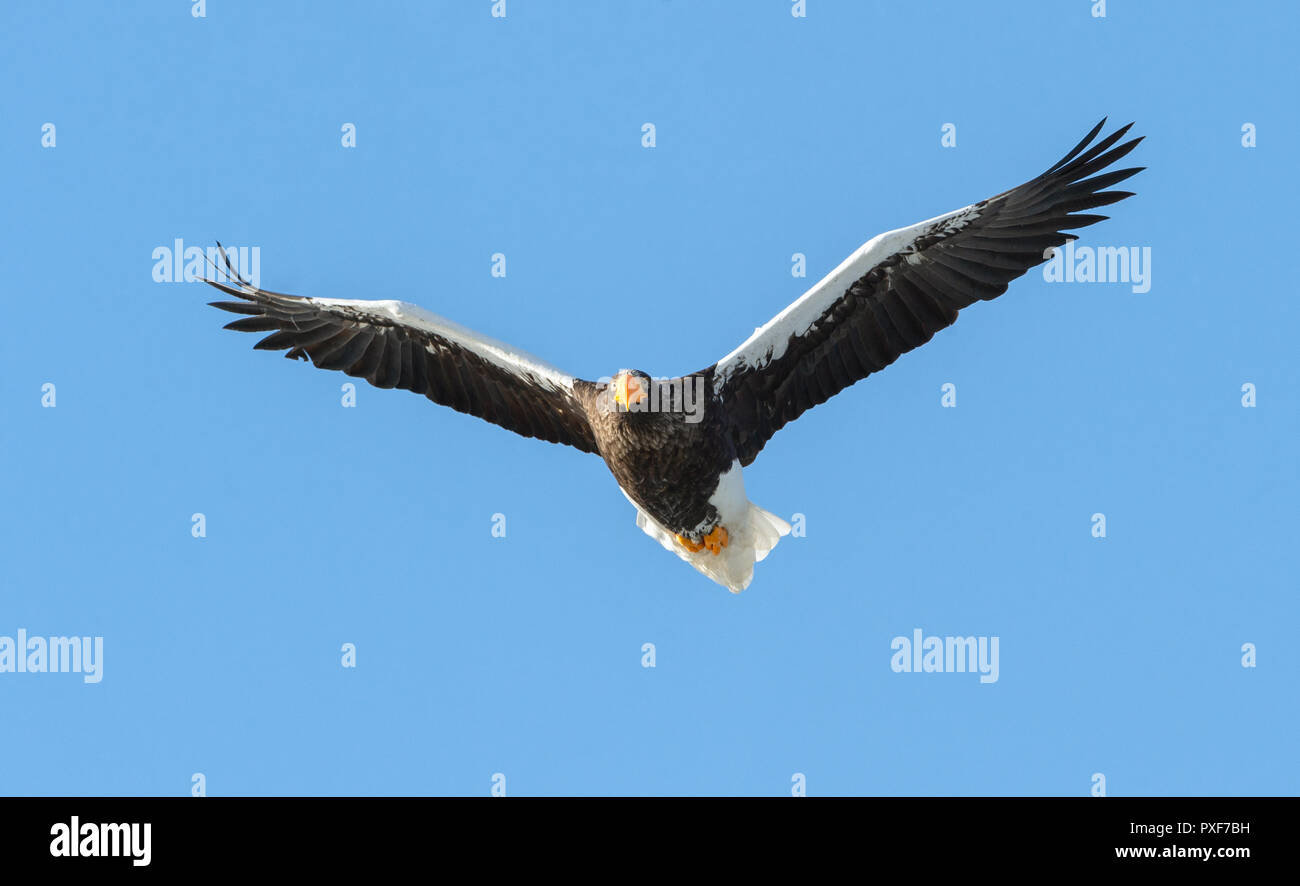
[623,462,790,593]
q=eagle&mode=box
[207,119,1142,592]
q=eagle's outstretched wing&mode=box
[708,119,1144,466]
[206,249,599,453]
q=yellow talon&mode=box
[677,526,729,555]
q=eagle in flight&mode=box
[208,119,1143,592]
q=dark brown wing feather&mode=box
[205,257,599,453]
[713,119,1144,465]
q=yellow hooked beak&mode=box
[614,373,646,409]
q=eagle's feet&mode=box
[676,526,729,556]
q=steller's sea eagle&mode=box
[207,119,1143,592]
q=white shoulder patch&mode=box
[308,296,578,393]
[712,201,982,395]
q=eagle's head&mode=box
[611,369,651,413]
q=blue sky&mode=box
[1,1,1295,796]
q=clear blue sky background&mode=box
[2,1,1295,796]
